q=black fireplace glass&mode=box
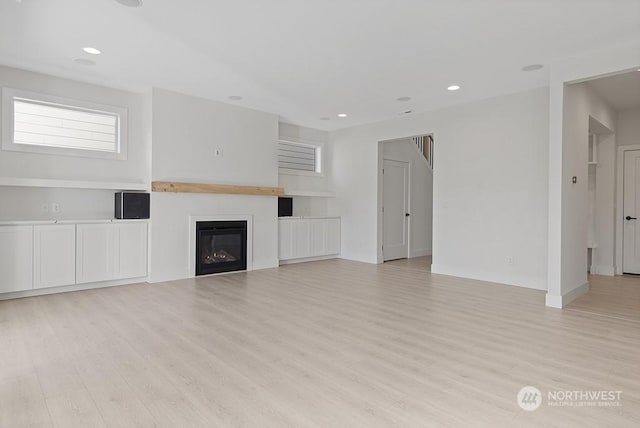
[195,221,247,275]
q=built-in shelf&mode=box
[279,216,341,220]
[152,181,284,196]
[284,189,336,198]
[0,219,149,226]
[0,177,148,191]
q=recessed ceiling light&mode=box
[82,47,101,55]
[522,64,544,72]
[114,0,143,6]
[337,113,348,118]
[320,117,330,121]
[447,85,461,91]
[396,96,412,102]
[73,58,96,66]
[228,95,243,101]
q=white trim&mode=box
[0,276,148,301]
[410,248,432,258]
[376,142,385,264]
[1,87,128,160]
[188,215,254,277]
[0,219,148,226]
[279,254,338,265]
[545,282,589,309]
[590,265,615,276]
[283,189,336,197]
[615,145,640,275]
[0,176,147,191]
[431,263,547,291]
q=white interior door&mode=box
[383,159,409,261]
[623,150,640,274]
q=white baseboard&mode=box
[279,254,339,265]
[410,248,432,258]
[430,263,546,290]
[0,276,149,301]
[545,281,589,309]
[590,265,615,276]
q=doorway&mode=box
[377,135,434,267]
[382,159,409,261]
[551,67,640,308]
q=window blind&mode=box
[278,141,317,172]
[13,99,119,153]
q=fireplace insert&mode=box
[195,221,247,275]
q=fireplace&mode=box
[195,220,247,275]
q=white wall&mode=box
[0,65,150,185]
[591,131,616,276]
[150,88,279,282]
[330,87,549,290]
[382,139,433,257]
[278,122,329,192]
[0,65,151,221]
[278,122,331,217]
[617,108,640,147]
[0,187,115,221]
[561,83,616,291]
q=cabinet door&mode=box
[115,222,148,279]
[293,219,311,258]
[278,219,295,260]
[325,218,341,255]
[0,226,33,293]
[76,224,117,284]
[308,219,326,256]
[33,225,76,289]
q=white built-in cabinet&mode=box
[0,226,34,293]
[117,222,149,279]
[34,225,76,289]
[0,221,148,296]
[76,222,148,283]
[279,217,340,262]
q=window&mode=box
[2,88,128,160]
[278,140,322,174]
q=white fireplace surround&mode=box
[188,215,254,277]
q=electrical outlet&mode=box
[50,202,61,214]
[506,256,514,266]
[41,203,49,213]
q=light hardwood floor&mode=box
[567,273,640,322]
[1,259,639,427]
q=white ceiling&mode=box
[586,70,640,111]
[1,0,639,130]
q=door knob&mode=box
[626,216,637,220]
[405,213,410,217]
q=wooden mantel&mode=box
[152,181,284,196]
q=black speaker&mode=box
[278,197,293,217]
[115,192,150,219]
